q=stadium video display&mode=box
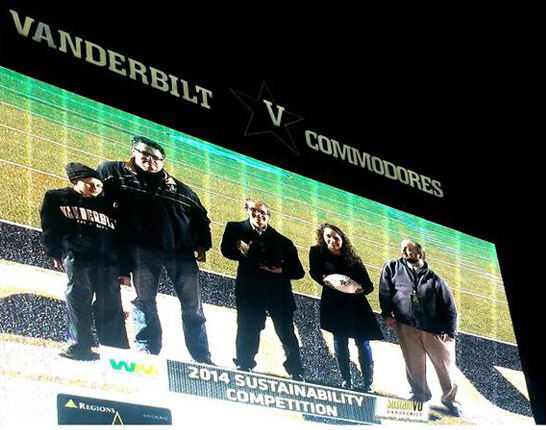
[0,66,533,426]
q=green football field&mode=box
[0,67,514,343]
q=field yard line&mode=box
[0,96,496,258]
[0,218,41,231]
[0,122,112,162]
[0,157,66,179]
[0,84,137,143]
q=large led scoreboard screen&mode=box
[0,67,534,426]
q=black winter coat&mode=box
[40,187,120,264]
[97,159,212,253]
[221,220,304,312]
[309,246,384,340]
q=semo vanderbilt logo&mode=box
[109,359,160,378]
[374,397,429,422]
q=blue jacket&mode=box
[379,258,458,337]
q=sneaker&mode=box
[442,401,463,417]
[195,358,216,366]
[341,379,352,390]
[59,348,99,361]
[361,384,373,393]
[233,358,253,372]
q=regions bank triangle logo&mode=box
[230,81,303,156]
[65,399,78,408]
[112,411,124,425]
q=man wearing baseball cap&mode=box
[40,162,129,360]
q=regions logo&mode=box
[109,358,160,378]
[57,394,172,425]
[64,398,116,414]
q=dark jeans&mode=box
[131,247,211,361]
[63,253,129,351]
[333,335,373,381]
[235,300,303,375]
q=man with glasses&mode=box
[97,136,213,364]
[221,198,305,380]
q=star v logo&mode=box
[230,82,303,156]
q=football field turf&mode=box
[0,66,514,344]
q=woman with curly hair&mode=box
[309,223,383,391]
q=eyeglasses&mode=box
[134,147,165,162]
[248,207,269,217]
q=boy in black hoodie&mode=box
[40,163,129,360]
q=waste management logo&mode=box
[101,346,167,389]
[109,358,160,378]
[57,394,172,425]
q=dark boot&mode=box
[336,357,352,389]
[360,361,374,393]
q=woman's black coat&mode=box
[309,245,384,340]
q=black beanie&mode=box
[65,163,101,181]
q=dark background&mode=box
[1,2,544,423]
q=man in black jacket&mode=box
[97,136,213,363]
[221,198,305,380]
[40,163,129,360]
[379,240,461,417]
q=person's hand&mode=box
[385,316,397,329]
[53,258,64,271]
[352,285,364,294]
[259,264,282,274]
[236,240,251,256]
[195,246,207,262]
[118,276,131,286]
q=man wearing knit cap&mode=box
[97,136,213,363]
[379,239,462,417]
[40,163,129,360]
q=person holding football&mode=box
[309,223,383,391]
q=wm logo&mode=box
[110,359,159,378]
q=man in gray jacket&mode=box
[379,240,461,417]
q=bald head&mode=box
[401,239,425,266]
